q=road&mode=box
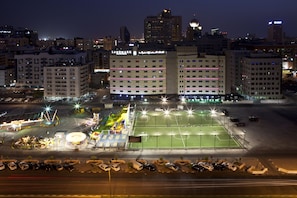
[0,170,297,196]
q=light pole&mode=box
[164,109,170,127]
[187,108,193,126]
[141,110,147,127]
[198,132,203,149]
[169,132,174,150]
[210,108,217,126]
[154,133,161,149]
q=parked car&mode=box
[230,117,240,122]
[197,162,214,171]
[7,162,17,170]
[55,164,64,171]
[0,162,5,171]
[222,162,237,171]
[165,162,179,171]
[249,115,259,122]
[110,163,120,172]
[98,163,111,172]
[191,163,205,172]
[236,122,246,127]
[143,163,156,171]
[19,161,30,171]
[63,164,75,172]
[131,160,143,171]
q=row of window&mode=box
[250,77,279,80]
[112,90,164,93]
[112,75,164,78]
[179,59,223,63]
[112,60,164,63]
[179,90,219,93]
[112,80,164,83]
[113,70,163,73]
[250,91,280,95]
[111,65,164,68]
[179,70,219,73]
[18,58,56,65]
[249,62,278,66]
[45,92,77,96]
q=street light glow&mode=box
[45,106,51,112]
[141,110,147,116]
[161,96,167,103]
[164,109,170,116]
[187,109,193,116]
[74,103,80,109]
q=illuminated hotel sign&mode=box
[111,50,132,55]
[138,50,166,55]
[111,50,166,56]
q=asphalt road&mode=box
[0,170,297,196]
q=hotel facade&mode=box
[109,45,226,101]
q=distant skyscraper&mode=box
[186,18,202,41]
[267,20,283,43]
[120,26,130,44]
[144,9,182,44]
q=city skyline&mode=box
[1,0,297,40]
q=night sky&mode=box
[1,0,297,39]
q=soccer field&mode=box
[129,109,240,149]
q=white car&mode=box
[8,162,17,171]
[98,163,111,172]
[19,162,30,171]
[222,162,237,171]
[197,162,214,172]
[0,162,5,171]
[165,162,179,171]
[110,163,120,172]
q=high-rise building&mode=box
[176,46,226,98]
[109,45,226,102]
[185,18,202,41]
[120,26,130,44]
[267,20,283,44]
[144,9,182,44]
[14,49,88,88]
[44,61,89,101]
[241,53,282,100]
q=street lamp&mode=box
[154,133,161,149]
[141,109,148,126]
[163,109,170,127]
[212,132,218,149]
[161,96,168,104]
[151,112,159,128]
[187,108,193,125]
[180,97,186,104]
[168,132,175,149]
[210,108,217,126]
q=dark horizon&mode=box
[1,0,297,40]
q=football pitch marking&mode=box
[174,113,186,147]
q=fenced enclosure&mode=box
[129,109,240,149]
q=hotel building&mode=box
[110,45,226,101]
[241,53,282,100]
[14,50,88,88]
[43,61,89,101]
[176,46,226,100]
[109,46,177,100]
